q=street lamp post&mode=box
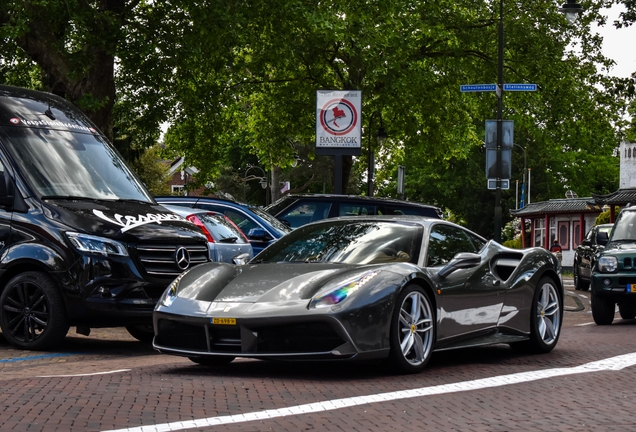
[243,165,268,203]
[559,0,584,23]
[494,0,504,243]
[493,0,582,242]
[367,116,389,197]
[513,143,527,209]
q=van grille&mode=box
[136,243,209,276]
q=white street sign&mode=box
[316,90,361,148]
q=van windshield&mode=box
[0,127,153,202]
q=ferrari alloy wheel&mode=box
[188,355,236,366]
[591,292,615,325]
[0,271,69,350]
[618,303,636,320]
[389,285,435,374]
[125,324,155,342]
[512,277,562,353]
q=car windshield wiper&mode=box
[218,237,238,244]
[41,195,99,201]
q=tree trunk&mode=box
[11,1,126,142]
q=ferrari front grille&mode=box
[155,319,345,356]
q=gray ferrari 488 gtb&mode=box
[153,216,563,373]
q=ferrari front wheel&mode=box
[388,285,435,374]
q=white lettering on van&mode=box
[93,210,184,233]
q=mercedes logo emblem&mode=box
[175,246,191,270]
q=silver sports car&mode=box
[153,216,563,373]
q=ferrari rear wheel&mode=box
[188,355,236,366]
[511,277,561,353]
[388,285,435,374]
[591,292,615,325]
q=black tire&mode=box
[618,303,636,320]
[573,267,589,291]
[510,277,562,353]
[591,292,615,325]
[388,285,435,374]
[188,355,236,366]
[125,324,155,342]
[0,271,69,350]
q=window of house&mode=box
[558,221,570,250]
[534,219,545,247]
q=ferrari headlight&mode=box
[309,270,380,309]
[597,256,618,273]
[66,232,128,256]
[158,271,188,308]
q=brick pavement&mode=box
[2,275,636,431]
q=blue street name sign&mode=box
[460,84,497,92]
[503,83,537,91]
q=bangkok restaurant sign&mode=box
[315,90,362,149]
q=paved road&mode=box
[2,277,636,431]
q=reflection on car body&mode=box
[153,215,563,373]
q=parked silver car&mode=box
[162,205,253,264]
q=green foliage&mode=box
[129,145,171,196]
[503,237,522,249]
[1,0,632,236]
[595,206,619,225]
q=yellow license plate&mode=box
[211,317,237,325]
[628,285,636,293]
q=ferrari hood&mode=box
[176,262,373,303]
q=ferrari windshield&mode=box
[0,127,152,202]
[255,220,422,264]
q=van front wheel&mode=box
[0,271,69,350]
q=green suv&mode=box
[591,207,636,324]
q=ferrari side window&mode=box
[427,224,477,267]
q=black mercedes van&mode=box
[0,85,210,350]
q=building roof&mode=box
[590,188,636,206]
[510,197,602,217]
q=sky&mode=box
[595,4,636,78]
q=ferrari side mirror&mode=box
[438,252,481,278]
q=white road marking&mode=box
[101,353,636,432]
[37,369,131,378]
[576,322,597,326]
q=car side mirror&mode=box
[596,231,609,247]
[0,170,15,209]
[232,252,251,265]
[247,227,272,241]
[438,252,481,278]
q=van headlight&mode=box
[597,256,618,273]
[309,270,380,309]
[65,232,128,256]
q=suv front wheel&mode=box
[591,292,615,325]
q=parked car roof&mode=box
[264,193,442,229]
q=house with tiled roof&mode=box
[509,141,634,270]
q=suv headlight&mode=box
[597,256,618,273]
[65,232,128,256]
[309,270,380,309]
